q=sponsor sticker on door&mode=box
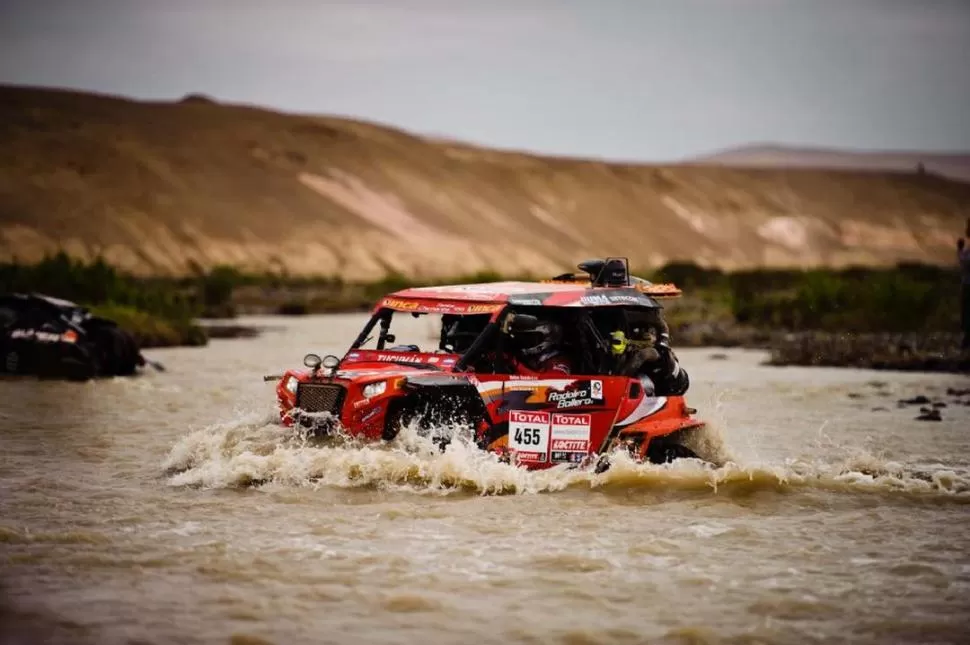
[550,413,591,463]
[508,410,550,463]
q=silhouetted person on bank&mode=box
[959,218,970,350]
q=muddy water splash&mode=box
[3,314,970,645]
[162,414,970,500]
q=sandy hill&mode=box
[696,144,970,183]
[1,84,968,281]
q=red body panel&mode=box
[275,351,702,470]
[273,269,704,469]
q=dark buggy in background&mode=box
[0,293,145,380]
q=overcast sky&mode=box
[2,0,968,161]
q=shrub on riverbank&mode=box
[649,262,960,334]
[88,304,208,348]
[4,254,962,355]
[646,262,967,372]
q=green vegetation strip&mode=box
[3,255,965,362]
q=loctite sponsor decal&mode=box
[551,439,587,451]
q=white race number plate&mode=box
[508,410,550,463]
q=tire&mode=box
[645,439,699,464]
[4,350,19,373]
[84,322,140,377]
[382,391,484,447]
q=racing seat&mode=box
[439,314,490,353]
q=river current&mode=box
[2,314,969,645]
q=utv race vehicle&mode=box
[269,259,707,469]
[0,293,146,380]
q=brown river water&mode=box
[2,313,970,645]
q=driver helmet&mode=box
[517,320,564,361]
[609,330,628,356]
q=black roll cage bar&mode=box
[345,303,661,374]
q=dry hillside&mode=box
[2,84,969,280]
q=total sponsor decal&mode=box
[508,410,593,464]
[546,380,604,409]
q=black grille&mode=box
[296,382,346,416]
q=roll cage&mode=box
[346,302,669,377]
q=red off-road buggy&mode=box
[269,259,707,470]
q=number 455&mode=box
[514,427,541,446]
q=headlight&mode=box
[362,381,387,398]
[285,376,299,395]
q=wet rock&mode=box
[898,395,931,405]
[767,332,970,373]
[931,401,947,408]
[946,387,970,397]
[916,409,942,422]
[847,392,863,399]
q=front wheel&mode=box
[382,391,484,447]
